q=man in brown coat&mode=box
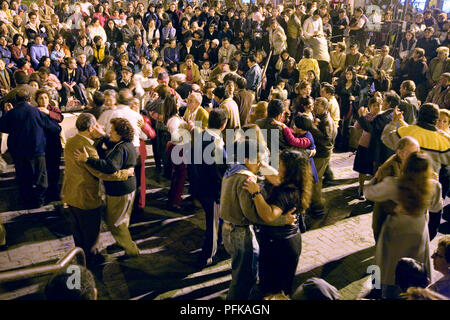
[233,77,254,126]
[63,113,133,266]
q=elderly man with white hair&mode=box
[98,89,146,214]
[134,63,158,105]
[183,91,209,131]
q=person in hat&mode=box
[117,66,134,90]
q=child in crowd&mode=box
[201,81,219,112]
[200,60,211,82]
[50,42,65,66]
[281,114,319,183]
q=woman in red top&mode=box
[35,89,64,203]
[92,4,109,27]
[10,34,29,64]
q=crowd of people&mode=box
[0,0,449,300]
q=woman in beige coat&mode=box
[364,152,443,299]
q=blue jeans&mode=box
[222,222,259,300]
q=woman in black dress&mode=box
[335,67,360,151]
[243,149,313,296]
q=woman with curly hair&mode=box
[243,149,313,296]
[75,117,140,257]
[365,152,443,299]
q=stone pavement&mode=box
[0,151,448,300]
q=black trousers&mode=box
[198,196,222,262]
[45,150,62,202]
[151,133,161,174]
[429,210,442,241]
[67,206,102,261]
[256,229,302,295]
[132,148,142,212]
[336,114,353,152]
[13,154,48,208]
[157,129,172,179]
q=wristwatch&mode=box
[251,191,261,199]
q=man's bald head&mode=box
[397,136,420,163]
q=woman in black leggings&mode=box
[244,149,313,296]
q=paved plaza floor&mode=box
[0,151,448,300]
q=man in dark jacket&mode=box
[0,89,61,208]
[309,97,336,217]
[416,27,440,62]
[256,99,289,155]
[76,54,97,81]
[189,108,228,268]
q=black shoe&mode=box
[196,257,215,269]
[358,190,365,200]
[166,202,181,212]
[0,244,8,251]
[308,210,325,219]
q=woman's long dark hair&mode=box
[162,95,178,125]
[276,149,313,214]
[398,152,433,217]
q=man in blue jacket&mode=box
[245,55,262,92]
[0,88,61,209]
[76,54,96,81]
[127,35,149,65]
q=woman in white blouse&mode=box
[164,95,188,210]
[143,19,160,47]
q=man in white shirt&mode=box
[303,10,323,40]
[98,89,143,149]
[347,7,368,51]
[303,10,330,82]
